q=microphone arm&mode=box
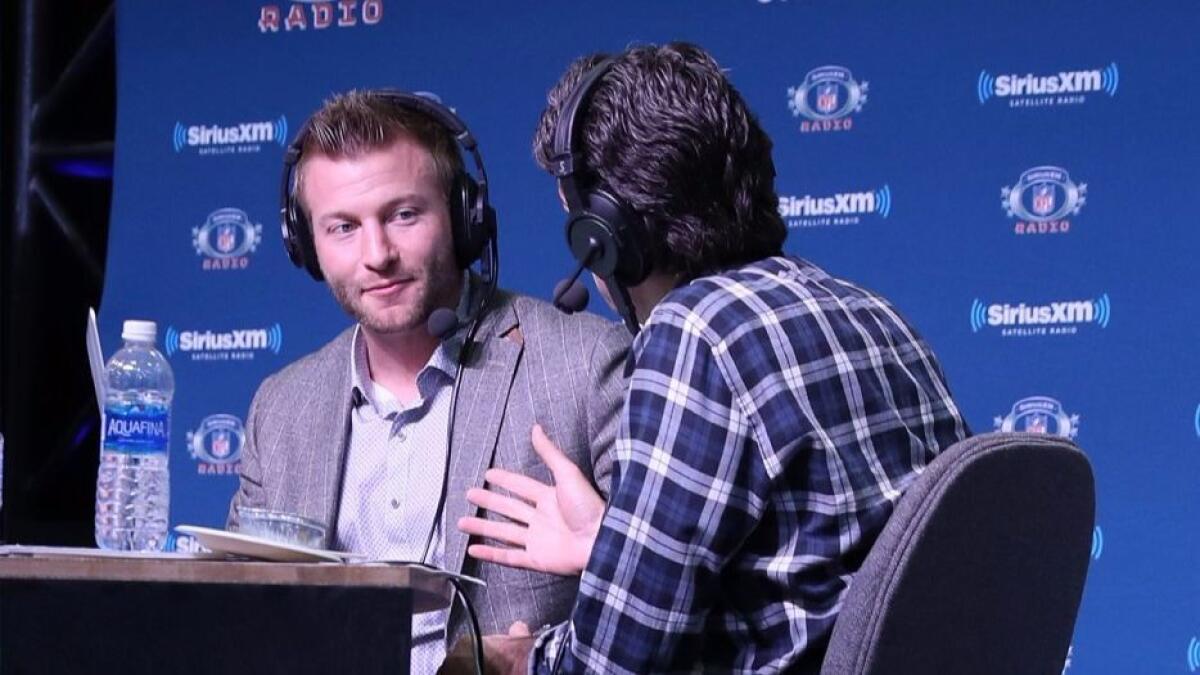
[552,237,601,311]
[604,275,641,336]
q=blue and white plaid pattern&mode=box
[533,256,968,674]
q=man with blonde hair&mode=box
[229,90,629,673]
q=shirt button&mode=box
[396,431,407,442]
[390,499,400,509]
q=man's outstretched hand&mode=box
[458,424,604,576]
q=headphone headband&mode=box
[549,58,615,181]
[547,57,649,335]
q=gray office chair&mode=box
[820,432,1095,675]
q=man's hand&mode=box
[440,622,533,675]
[458,424,604,576]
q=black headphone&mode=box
[280,90,496,283]
[548,58,651,335]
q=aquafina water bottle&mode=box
[95,320,174,551]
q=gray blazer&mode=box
[227,289,630,648]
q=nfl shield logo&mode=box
[211,430,231,459]
[1032,184,1055,216]
[1024,413,1048,434]
[816,83,839,114]
[216,225,237,254]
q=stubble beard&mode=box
[328,253,461,336]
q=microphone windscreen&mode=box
[427,307,460,338]
[553,278,590,314]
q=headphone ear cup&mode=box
[285,195,324,281]
[575,189,649,286]
[451,173,487,269]
[565,208,618,276]
[282,203,303,268]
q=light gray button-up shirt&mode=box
[335,323,462,674]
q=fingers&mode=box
[531,425,586,483]
[465,487,537,525]
[483,467,551,502]
[508,621,531,637]
[466,543,531,569]
[457,516,528,547]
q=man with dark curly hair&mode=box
[455,42,969,674]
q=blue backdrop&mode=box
[101,1,1199,671]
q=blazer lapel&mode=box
[311,329,355,548]
[443,295,522,574]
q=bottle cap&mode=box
[122,320,157,343]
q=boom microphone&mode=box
[427,307,460,339]
[552,278,590,313]
[551,236,601,314]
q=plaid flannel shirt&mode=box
[533,255,968,674]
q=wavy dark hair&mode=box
[533,43,786,279]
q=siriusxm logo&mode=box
[1002,165,1087,235]
[192,208,263,270]
[172,535,205,553]
[186,414,245,475]
[994,396,1079,439]
[978,63,1118,108]
[1194,403,1200,439]
[1188,636,1200,673]
[165,324,282,362]
[788,65,868,133]
[172,116,287,155]
[1091,526,1103,561]
[970,294,1110,336]
[259,0,383,33]
[778,186,891,228]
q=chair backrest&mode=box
[820,432,1095,675]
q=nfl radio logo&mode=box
[994,396,1079,439]
[1032,184,1055,216]
[187,413,246,476]
[787,65,868,133]
[817,83,839,114]
[192,207,263,271]
[1001,165,1087,235]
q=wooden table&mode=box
[0,549,454,675]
